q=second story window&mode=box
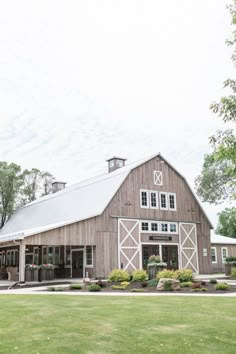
[150,191,158,209]
[160,192,168,210]
[140,189,149,208]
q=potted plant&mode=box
[224,257,236,276]
[147,255,167,279]
[38,264,55,281]
[25,264,39,281]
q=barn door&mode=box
[179,223,199,273]
[118,219,140,272]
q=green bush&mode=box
[47,286,56,291]
[215,283,230,291]
[132,269,148,282]
[176,269,193,282]
[108,269,130,282]
[69,284,82,290]
[201,288,208,292]
[120,281,130,286]
[130,288,145,292]
[111,285,127,290]
[209,279,218,284]
[156,269,177,280]
[87,284,101,292]
[230,267,236,278]
[180,281,193,288]
[192,288,201,292]
[163,280,173,291]
[147,279,158,287]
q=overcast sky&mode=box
[0,0,235,227]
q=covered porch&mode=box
[0,242,95,283]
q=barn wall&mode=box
[212,243,236,273]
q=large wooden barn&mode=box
[0,153,214,282]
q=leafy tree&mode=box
[0,162,55,229]
[216,207,236,238]
[196,1,236,204]
[0,162,23,228]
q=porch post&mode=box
[19,243,26,282]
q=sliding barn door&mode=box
[179,223,199,273]
[118,219,141,272]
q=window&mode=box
[150,191,158,209]
[211,248,217,263]
[151,223,158,232]
[33,247,39,265]
[116,160,123,167]
[140,189,149,208]
[86,246,93,267]
[160,192,168,210]
[109,160,114,168]
[161,223,168,232]
[65,246,71,266]
[221,247,228,263]
[54,247,60,265]
[141,222,149,231]
[168,193,176,210]
[170,223,177,233]
[6,250,18,266]
[153,171,162,185]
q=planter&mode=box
[25,269,39,282]
[39,268,54,281]
[148,264,167,280]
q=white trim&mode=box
[149,190,159,209]
[153,170,163,186]
[160,192,168,210]
[221,247,228,263]
[179,223,199,274]
[211,247,217,264]
[140,189,149,209]
[168,193,177,211]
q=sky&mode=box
[0,0,235,228]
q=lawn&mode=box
[0,295,236,354]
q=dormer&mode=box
[52,181,67,193]
[106,157,126,173]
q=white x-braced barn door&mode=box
[118,219,141,272]
[179,223,199,273]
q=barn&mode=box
[0,153,213,282]
[211,233,236,273]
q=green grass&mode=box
[0,295,236,353]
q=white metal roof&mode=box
[211,233,236,245]
[0,153,213,243]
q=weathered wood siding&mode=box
[21,155,212,277]
[212,243,236,273]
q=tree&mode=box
[195,1,236,204]
[0,162,55,229]
[0,162,23,228]
[216,207,236,238]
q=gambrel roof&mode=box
[0,153,213,243]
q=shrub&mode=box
[192,288,201,292]
[156,269,177,280]
[163,280,173,291]
[225,257,236,265]
[132,269,148,282]
[209,279,218,284]
[87,284,101,292]
[120,281,130,286]
[180,281,193,288]
[47,286,56,291]
[176,269,193,282]
[231,267,236,278]
[192,283,201,289]
[69,284,82,290]
[215,283,230,291]
[96,280,106,288]
[201,288,208,292]
[111,285,126,290]
[130,288,145,292]
[147,279,158,287]
[108,269,129,282]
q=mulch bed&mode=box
[45,280,236,294]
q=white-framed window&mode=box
[86,246,93,267]
[140,189,149,208]
[151,222,158,232]
[168,193,176,211]
[161,223,168,232]
[160,192,168,210]
[109,160,114,168]
[221,247,228,263]
[33,247,39,265]
[116,159,123,167]
[150,191,158,209]
[169,223,177,233]
[141,222,149,232]
[154,170,162,186]
[211,247,217,263]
